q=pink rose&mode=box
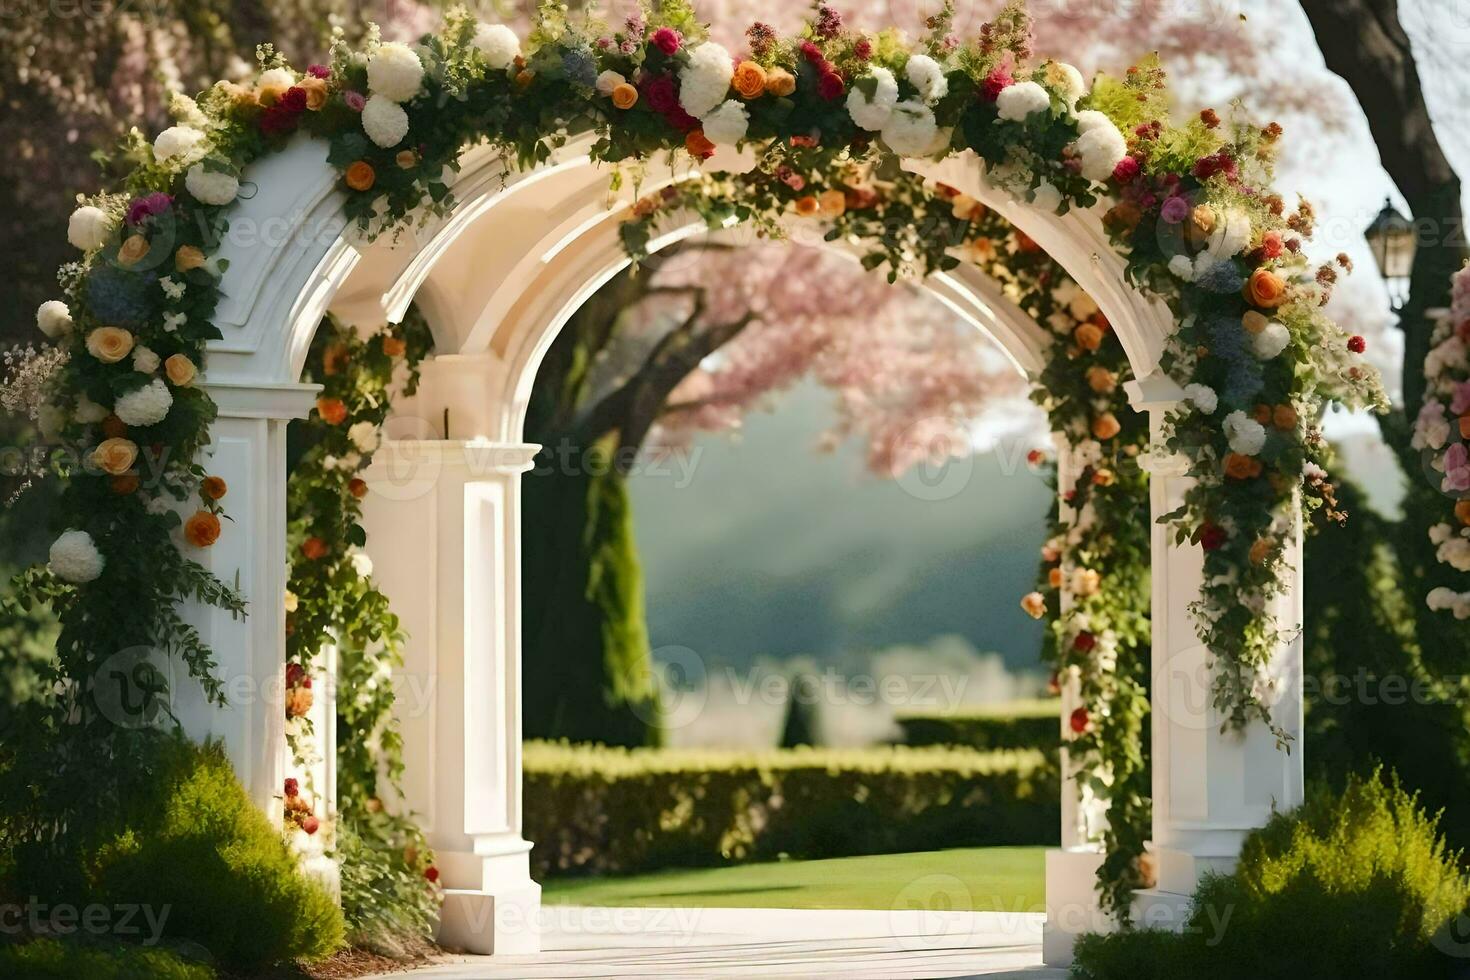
[652,27,681,55]
[1445,443,1470,493]
[1451,380,1470,416]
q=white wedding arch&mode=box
[171,129,1304,964]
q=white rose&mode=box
[1184,383,1218,415]
[1223,410,1267,456]
[996,80,1050,121]
[1205,208,1253,262]
[348,420,380,453]
[595,70,626,96]
[362,95,410,148]
[905,54,948,104]
[1031,181,1062,212]
[114,379,173,427]
[1252,322,1291,360]
[367,42,425,102]
[701,100,749,146]
[36,300,72,339]
[679,42,734,120]
[881,99,940,157]
[68,205,112,252]
[846,67,899,131]
[132,345,160,374]
[350,552,374,578]
[74,394,109,424]
[49,529,104,584]
[153,125,206,166]
[185,165,240,207]
[473,23,521,70]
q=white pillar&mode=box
[1129,374,1304,925]
[173,381,319,817]
[359,438,541,955]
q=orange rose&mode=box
[348,478,369,499]
[86,327,134,364]
[1272,404,1298,430]
[1253,403,1272,425]
[1014,231,1042,253]
[164,353,197,387]
[1249,537,1274,564]
[92,437,138,476]
[184,510,222,548]
[1048,567,1063,588]
[1091,412,1121,440]
[1455,500,1470,526]
[1086,366,1117,394]
[298,76,329,111]
[1245,268,1288,308]
[111,474,140,495]
[1020,591,1047,619]
[685,129,715,159]
[381,335,407,357]
[1460,415,1470,440]
[316,398,348,425]
[395,149,418,169]
[201,476,228,501]
[301,536,329,560]
[817,189,846,217]
[1104,202,1142,234]
[515,69,535,88]
[765,68,797,97]
[1223,452,1263,480]
[733,61,767,99]
[118,235,150,267]
[1092,468,1115,487]
[286,685,314,718]
[322,344,349,376]
[611,83,639,109]
[1074,323,1104,351]
[1187,204,1216,244]
[175,245,206,272]
[793,195,821,217]
[1241,311,1269,335]
[345,161,376,192]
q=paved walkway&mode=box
[372,906,1065,979]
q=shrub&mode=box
[1072,770,1470,980]
[894,699,1060,753]
[0,938,213,980]
[524,741,1058,878]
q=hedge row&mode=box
[524,741,1058,878]
[895,699,1061,752]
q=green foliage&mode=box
[896,700,1060,753]
[1071,771,1470,979]
[335,824,436,959]
[524,741,1058,878]
[0,939,213,980]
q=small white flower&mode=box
[337,452,362,471]
[996,80,1050,121]
[1184,383,1218,415]
[1427,587,1470,620]
[36,300,72,339]
[185,164,240,207]
[595,70,626,96]
[1302,462,1327,482]
[701,100,749,146]
[163,312,187,333]
[473,23,521,70]
[367,42,425,102]
[679,42,734,120]
[350,551,374,578]
[846,67,899,131]
[1168,254,1197,281]
[114,379,173,427]
[257,67,296,92]
[284,590,299,613]
[49,529,104,583]
[68,205,112,252]
[348,420,380,454]
[905,54,948,104]
[362,94,410,148]
[160,277,185,300]
[1031,181,1062,212]
[1223,410,1267,456]
[132,345,160,374]
[74,394,109,424]
[1252,322,1291,360]
[1205,208,1252,262]
[153,125,207,166]
[881,99,941,157]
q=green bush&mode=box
[1072,770,1470,980]
[0,939,213,980]
[5,735,343,972]
[525,741,1058,878]
[894,699,1060,753]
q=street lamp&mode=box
[1363,198,1416,311]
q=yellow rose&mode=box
[765,68,797,98]
[611,82,639,110]
[793,195,821,217]
[1074,323,1104,352]
[733,61,768,99]
[1091,412,1121,440]
[395,149,417,169]
[1020,591,1047,619]
[86,327,134,364]
[298,76,329,111]
[1086,366,1117,393]
[165,353,198,387]
[92,437,138,476]
[1241,310,1269,335]
[118,235,150,267]
[175,245,206,272]
[817,189,847,218]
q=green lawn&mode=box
[540,847,1046,912]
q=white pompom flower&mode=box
[1168,254,1197,282]
[74,394,109,424]
[1044,62,1086,108]
[114,379,174,428]
[679,42,734,120]
[1074,117,1128,182]
[473,24,521,70]
[367,42,425,102]
[350,551,375,578]
[1223,411,1267,456]
[68,205,113,252]
[185,164,240,207]
[701,100,749,146]
[36,300,72,339]
[1184,383,1218,415]
[1252,322,1291,360]
[996,80,1050,122]
[905,55,948,104]
[132,345,160,374]
[348,420,380,454]
[881,100,940,158]
[49,529,104,584]
[256,67,296,92]
[362,95,410,148]
[153,125,207,166]
[846,67,899,131]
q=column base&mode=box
[1043,847,1109,966]
[437,882,542,955]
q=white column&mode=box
[360,438,541,955]
[1129,374,1304,925]
[173,381,319,818]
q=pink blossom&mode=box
[1445,443,1470,493]
[981,67,1014,102]
[343,90,366,111]
[1452,380,1470,416]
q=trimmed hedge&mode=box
[0,939,213,980]
[524,741,1058,878]
[895,699,1061,752]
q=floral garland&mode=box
[1417,266,1470,620]
[15,0,1386,928]
[284,311,441,945]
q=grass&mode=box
[540,846,1046,912]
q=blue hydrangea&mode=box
[1195,258,1245,295]
[86,264,157,326]
[561,48,598,88]
[1207,315,1263,405]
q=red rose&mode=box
[260,87,309,136]
[1111,156,1141,183]
[651,27,681,55]
[301,537,329,560]
[1073,631,1097,653]
[1261,231,1285,259]
[1069,707,1089,734]
[1347,335,1366,354]
[1199,522,1227,551]
[817,71,845,101]
[1192,151,1237,181]
[1026,449,1045,466]
[800,40,823,64]
[980,67,1014,102]
[284,777,299,798]
[286,662,306,688]
[301,815,320,835]
[640,75,678,113]
[348,477,368,499]
[425,866,440,883]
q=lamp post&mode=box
[1362,198,1416,312]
